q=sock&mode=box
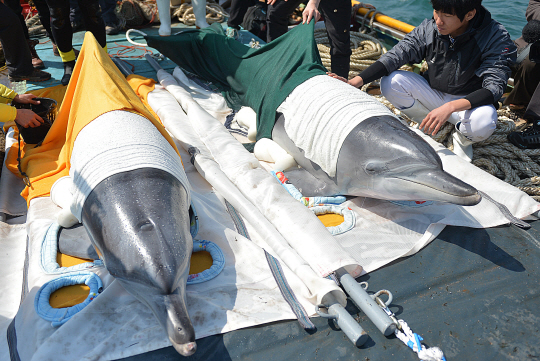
[61,60,76,86]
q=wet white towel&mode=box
[69,110,190,221]
[277,75,396,177]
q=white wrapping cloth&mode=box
[278,75,396,177]
[69,110,191,221]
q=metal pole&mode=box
[336,268,396,336]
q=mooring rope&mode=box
[314,28,413,79]
[172,0,228,27]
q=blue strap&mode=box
[224,199,316,331]
[265,251,316,331]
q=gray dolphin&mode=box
[272,114,481,206]
[81,168,197,356]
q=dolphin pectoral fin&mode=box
[283,167,340,197]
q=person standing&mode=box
[266,0,352,79]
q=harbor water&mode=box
[363,0,528,41]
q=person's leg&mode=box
[381,70,495,161]
[525,78,540,120]
[99,0,120,35]
[0,3,34,77]
[318,0,351,79]
[0,2,50,81]
[380,70,447,119]
[46,0,78,85]
[504,57,540,107]
[4,0,46,69]
[69,0,84,31]
[33,0,54,42]
[77,0,106,47]
[227,0,254,29]
[4,0,29,39]
[266,0,302,42]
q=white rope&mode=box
[125,28,148,47]
[395,319,446,361]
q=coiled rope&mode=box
[172,0,228,27]
[314,28,413,79]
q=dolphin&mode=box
[80,168,197,356]
[142,23,481,207]
[272,114,481,206]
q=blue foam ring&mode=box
[34,271,103,327]
[309,205,356,235]
[40,222,103,275]
[187,240,226,284]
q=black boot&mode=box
[61,60,76,86]
[507,120,540,149]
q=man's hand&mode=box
[267,0,281,6]
[15,109,44,128]
[418,99,471,135]
[419,104,454,135]
[13,93,40,105]
[303,0,321,24]
[327,72,348,82]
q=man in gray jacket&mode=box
[332,0,516,161]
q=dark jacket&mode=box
[377,6,516,102]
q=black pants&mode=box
[505,56,540,108]
[0,2,33,76]
[3,0,29,39]
[33,0,55,43]
[70,0,118,26]
[227,0,255,29]
[266,0,352,78]
[44,0,106,54]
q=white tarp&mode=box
[1,67,539,361]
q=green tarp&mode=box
[146,21,327,141]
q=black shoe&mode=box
[507,120,540,149]
[9,69,51,82]
[61,60,76,86]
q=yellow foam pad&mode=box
[50,285,90,309]
[189,251,214,275]
[317,213,345,227]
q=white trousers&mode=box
[380,70,497,142]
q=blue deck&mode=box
[27,22,262,92]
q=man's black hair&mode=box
[430,0,482,21]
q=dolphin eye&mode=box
[364,161,388,174]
